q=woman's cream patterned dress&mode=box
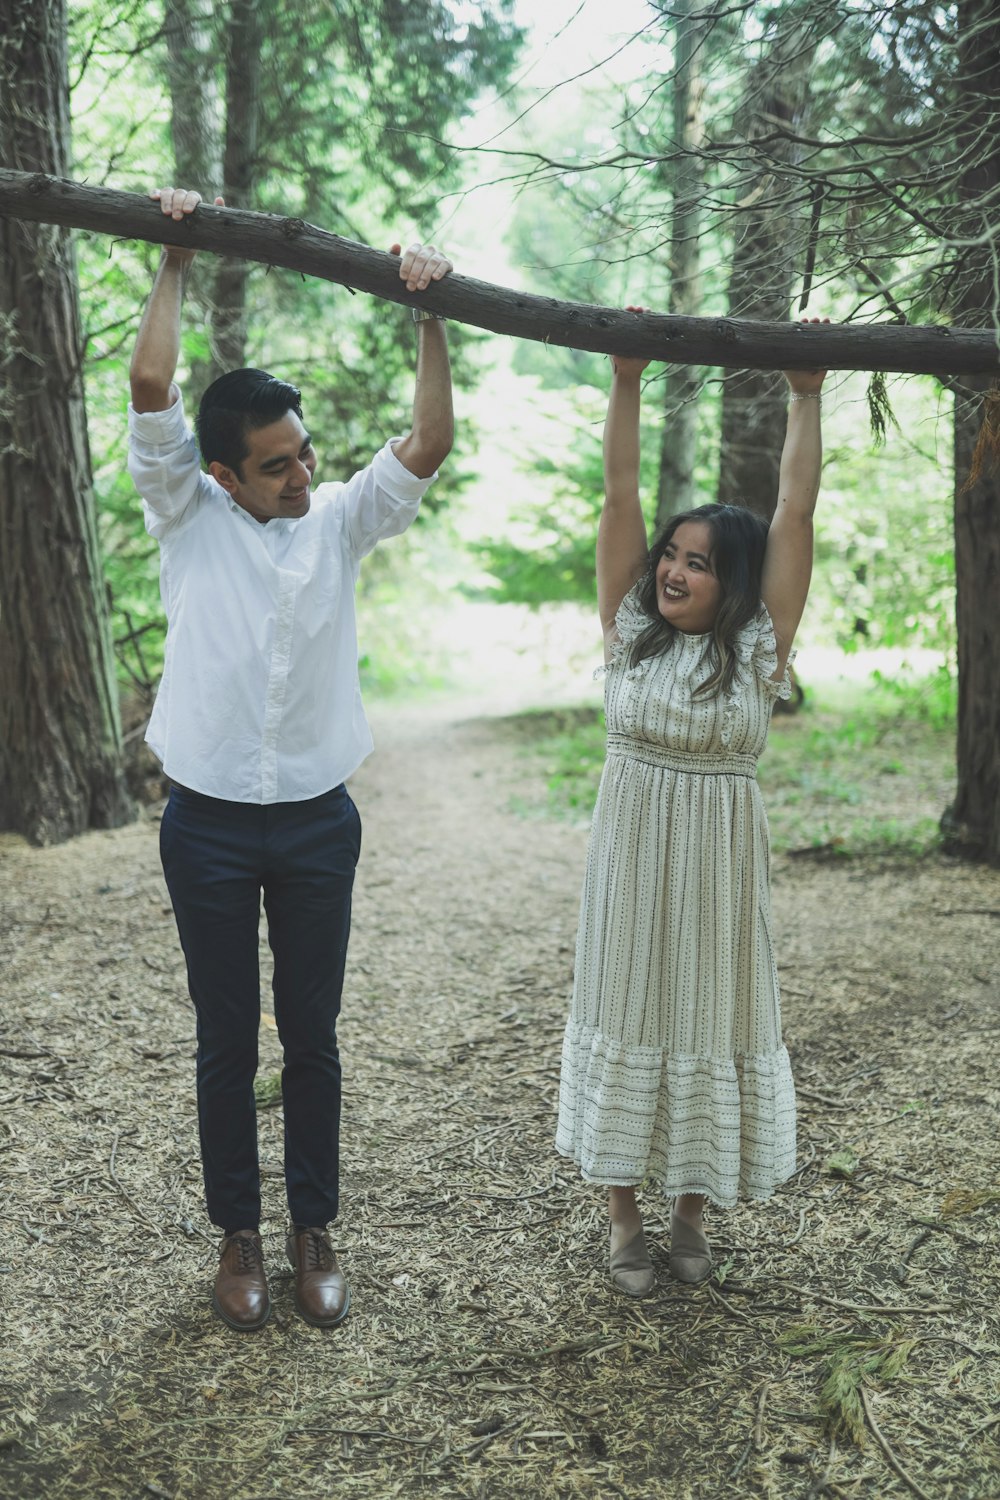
[556,584,797,1207]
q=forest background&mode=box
[3,6,1000,1497]
[4,0,999,863]
[86,0,958,696]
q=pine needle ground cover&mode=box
[1,701,997,1499]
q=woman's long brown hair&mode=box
[629,504,770,699]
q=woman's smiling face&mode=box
[654,520,723,634]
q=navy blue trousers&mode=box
[159,783,361,1230]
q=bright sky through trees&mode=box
[440,0,655,283]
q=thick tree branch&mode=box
[1,170,998,374]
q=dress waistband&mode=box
[606,733,757,778]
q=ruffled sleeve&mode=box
[720,604,795,745]
[751,604,796,702]
[595,582,649,680]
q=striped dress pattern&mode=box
[556,584,797,1207]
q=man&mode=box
[129,186,453,1331]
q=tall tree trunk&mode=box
[164,0,221,398]
[656,0,707,529]
[944,0,1000,864]
[0,0,131,843]
[717,29,814,520]
[209,0,263,381]
[165,0,220,189]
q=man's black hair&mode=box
[196,368,304,474]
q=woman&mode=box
[556,324,826,1296]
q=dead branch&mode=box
[1,170,999,375]
[860,1387,934,1500]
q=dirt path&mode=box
[1,695,998,1499]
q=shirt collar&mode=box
[223,490,293,533]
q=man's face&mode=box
[210,411,318,523]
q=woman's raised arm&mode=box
[760,326,828,674]
[597,341,653,656]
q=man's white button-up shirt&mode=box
[128,397,435,803]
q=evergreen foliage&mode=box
[455,2,981,672]
[47,3,991,695]
[65,0,524,681]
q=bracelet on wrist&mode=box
[411,307,445,323]
[789,392,822,402]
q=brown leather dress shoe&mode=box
[286,1226,350,1327]
[212,1230,270,1331]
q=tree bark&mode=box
[0,171,998,376]
[944,0,1000,865]
[0,4,132,844]
[209,0,263,381]
[656,0,707,528]
[165,0,221,189]
[718,25,815,519]
[164,0,222,397]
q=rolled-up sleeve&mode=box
[338,438,437,560]
[128,398,213,539]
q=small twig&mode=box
[449,1356,505,1378]
[289,1425,433,1448]
[788,1208,809,1246]
[471,1210,566,1234]
[860,1386,934,1500]
[460,1419,520,1458]
[707,1281,754,1324]
[753,1380,771,1451]
[896,1229,931,1280]
[774,1280,958,1314]
[727,1435,753,1479]
[109,1130,164,1236]
[178,1215,216,1245]
[908,1215,982,1248]
[625,1305,662,1341]
[912,1336,1000,1357]
[455,1182,552,1202]
[887,1170,931,1188]
[809,1436,839,1497]
[412,1121,515,1163]
[533,1334,628,1360]
[820,1295,957,1315]
[957,1406,1000,1454]
[370,1220,434,1230]
[841,1063,883,1087]
[797,1087,850,1108]
[785,1142,818,1182]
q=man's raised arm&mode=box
[389,242,454,478]
[130,188,220,413]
